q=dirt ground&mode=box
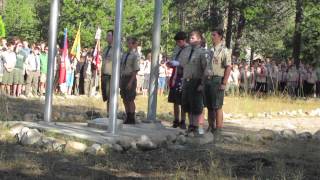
[0,96,320,179]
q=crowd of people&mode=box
[0,38,49,97]
[227,58,320,98]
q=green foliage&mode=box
[3,0,40,42]
[0,16,5,38]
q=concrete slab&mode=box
[87,118,124,130]
[5,121,183,144]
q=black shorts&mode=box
[168,87,182,105]
[204,76,225,110]
[120,76,137,101]
[101,74,111,102]
[256,82,266,92]
[181,79,203,115]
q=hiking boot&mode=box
[179,120,187,130]
[172,119,179,128]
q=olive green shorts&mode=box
[181,79,203,115]
[204,76,225,110]
[12,68,24,84]
[2,69,14,85]
[120,75,137,101]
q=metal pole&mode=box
[147,0,162,122]
[108,0,123,134]
[44,0,60,122]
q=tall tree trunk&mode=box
[292,0,303,68]
[233,10,245,59]
[225,0,234,49]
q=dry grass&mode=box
[53,94,320,120]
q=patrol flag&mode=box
[59,28,68,84]
[70,23,81,60]
[93,27,101,69]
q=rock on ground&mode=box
[136,135,157,151]
[65,141,88,152]
[313,130,320,140]
[9,123,25,136]
[257,129,276,141]
[280,129,297,140]
[20,128,43,145]
[298,132,313,140]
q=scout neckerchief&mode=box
[121,52,130,71]
[188,47,194,63]
[170,47,184,88]
[104,46,111,61]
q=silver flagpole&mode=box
[44,0,60,122]
[147,0,163,122]
[108,0,123,134]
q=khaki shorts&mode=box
[2,69,14,85]
[204,76,225,110]
[12,68,24,84]
[40,73,47,83]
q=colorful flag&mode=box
[59,28,68,85]
[70,23,81,60]
[93,39,101,69]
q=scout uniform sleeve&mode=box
[132,53,140,72]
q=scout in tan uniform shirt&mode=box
[204,29,231,134]
[180,31,208,135]
[101,30,114,113]
[120,37,140,124]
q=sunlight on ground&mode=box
[52,94,320,117]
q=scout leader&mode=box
[204,29,232,135]
[120,37,140,124]
[101,30,114,114]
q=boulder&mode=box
[136,135,157,151]
[85,144,103,155]
[112,144,124,152]
[20,129,43,145]
[257,129,276,141]
[41,137,66,152]
[165,134,176,143]
[9,123,25,136]
[176,135,187,145]
[313,130,320,140]
[297,132,313,140]
[101,143,113,152]
[117,137,133,151]
[65,141,87,152]
[280,129,297,140]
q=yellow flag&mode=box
[70,23,81,60]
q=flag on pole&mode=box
[59,28,68,85]
[70,23,81,60]
[93,27,101,69]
